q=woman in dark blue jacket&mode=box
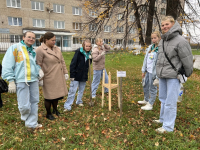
[64,39,92,111]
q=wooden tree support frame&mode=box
[102,70,120,111]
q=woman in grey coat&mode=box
[154,16,193,133]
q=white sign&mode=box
[117,71,126,77]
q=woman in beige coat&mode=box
[36,32,68,120]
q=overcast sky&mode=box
[183,0,200,43]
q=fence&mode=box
[0,34,23,52]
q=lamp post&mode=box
[46,7,53,29]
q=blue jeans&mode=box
[64,80,86,110]
[159,78,180,132]
[16,81,39,128]
[143,72,157,105]
[91,69,108,98]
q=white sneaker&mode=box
[155,127,167,133]
[153,119,162,124]
[141,102,153,110]
[138,100,147,104]
[63,109,71,112]
[78,103,84,107]
[36,124,42,128]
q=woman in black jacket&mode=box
[64,39,92,111]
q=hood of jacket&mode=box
[92,44,98,52]
[161,21,182,41]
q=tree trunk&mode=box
[123,2,129,50]
[132,1,145,47]
[145,0,156,45]
[166,0,179,20]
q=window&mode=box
[161,8,166,15]
[162,0,167,4]
[8,17,22,26]
[53,4,64,13]
[56,36,61,47]
[7,0,21,8]
[73,37,82,44]
[141,6,146,11]
[104,39,110,44]
[33,19,45,28]
[141,18,146,23]
[118,0,125,8]
[31,1,44,11]
[73,7,82,15]
[117,26,124,33]
[10,35,22,43]
[63,36,71,47]
[73,23,82,30]
[104,25,111,32]
[153,18,157,24]
[89,38,95,44]
[33,34,43,47]
[54,21,65,29]
[129,15,135,22]
[89,9,97,17]
[128,40,134,45]
[129,28,135,34]
[142,28,146,34]
[89,24,97,31]
[91,0,98,2]
[117,14,123,20]
[116,39,123,45]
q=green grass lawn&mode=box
[0,52,200,149]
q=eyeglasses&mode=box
[26,36,36,40]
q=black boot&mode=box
[46,114,55,120]
[52,109,60,116]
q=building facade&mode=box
[0,0,183,51]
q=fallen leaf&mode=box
[155,142,159,146]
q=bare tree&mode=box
[80,0,200,49]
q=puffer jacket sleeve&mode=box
[178,40,193,77]
[141,45,151,73]
[2,45,16,82]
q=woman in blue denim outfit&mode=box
[138,31,161,110]
[64,39,92,111]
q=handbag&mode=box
[0,79,8,93]
[162,40,187,83]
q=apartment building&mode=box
[0,0,182,51]
[0,0,84,51]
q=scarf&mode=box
[150,44,158,53]
[20,40,36,58]
[80,47,91,60]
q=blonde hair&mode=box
[151,31,161,38]
[95,38,102,44]
[82,39,92,51]
[161,16,175,24]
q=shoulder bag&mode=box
[162,40,187,83]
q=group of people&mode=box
[138,16,193,133]
[1,15,193,133]
[1,31,110,129]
